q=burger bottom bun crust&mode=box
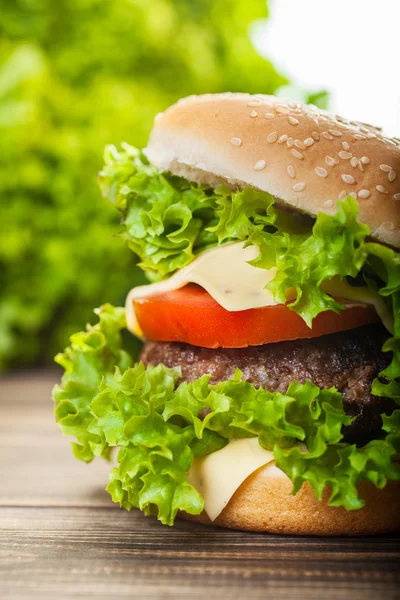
[180,464,400,535]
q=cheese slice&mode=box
[125,241,393,337]
[187,437,275,521]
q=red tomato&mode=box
[133,284,379,348]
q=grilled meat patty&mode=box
[140,325,395,445]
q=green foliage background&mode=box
[0,0,287,370]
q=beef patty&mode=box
[140,325,396,445]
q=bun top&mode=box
[146,93,400,249]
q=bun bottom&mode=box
[181,464,400,535]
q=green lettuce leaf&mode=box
[99,144,276,281]
[248,197,370,326]
[53,302,400,525]
[367,244,400,403]
[53,305,133,462]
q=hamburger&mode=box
[53,93,400,535]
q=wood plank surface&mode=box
[1,371,399,599]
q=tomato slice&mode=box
[133,284,379,348]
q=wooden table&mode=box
[1,371,399,599]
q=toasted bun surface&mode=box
[181,464,400,535]
[146,93,400,249]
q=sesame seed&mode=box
[350,157,358,168]
[276,105,290,115]
[341,174,356,184]
[265,112,275,119]
[253,160,266,171]
[349,192,358,199]
[360,126,370,134]
[304,138,314,147]
[365,122,380,131]
[267,132,278,143]
[361,156,370,164]
[376,185,388,194]
[354,134,366,140]
[288,116,299,125]
[248,100,262,107]
[294,139,306,150]
[338,151,352,159]
[380,164,392,172]
[388,170,397,182]
[358,189,371,199]
[287,137,294,148]
[312,131,320,141]
[293,182,306,192]
[287,165,296,179]
[278,134,288,144]
[250,110,258,118]
[325,155,336,167]
[394,193,400,200]
[358,161,364,172]
[323,199,333,208]
[291,149,304,160]
[323,132,333,140]
[230,137,242,147]
[367,132,377,139]
[315,167,328,178]
[342,141,350,151]
[288,101,297,108]
[329,129,342,137]
[339,190,347,200]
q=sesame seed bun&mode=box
[181,463,400,535]
[146,93,400,249]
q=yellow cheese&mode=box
[187,437,275,521]
[125,241,393,337]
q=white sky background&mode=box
[253,0,400,136]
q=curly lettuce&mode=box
[99,143,277,281]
